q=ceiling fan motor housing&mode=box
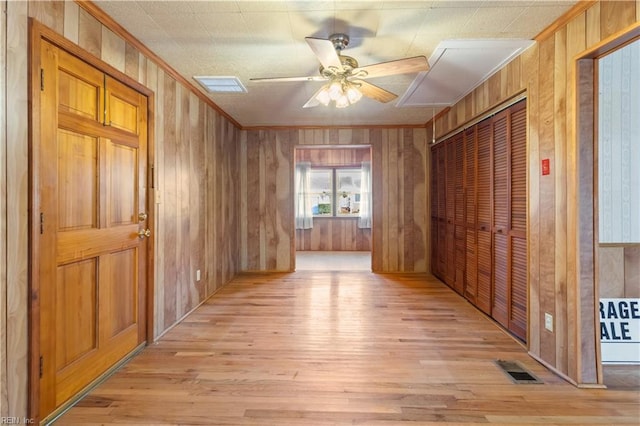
[330,33,350,51]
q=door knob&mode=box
[138,212,148,221]
[138,228,151,239]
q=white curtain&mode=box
[358,161,372,228]
[295,162,313,229]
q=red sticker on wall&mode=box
[542,158,550,176]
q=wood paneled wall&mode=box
[296,219,371,251]
[295,146,370,166]
[429,1,639,385]
[599,246,640,298]
[240,128,428,272]
[1,0,240,417]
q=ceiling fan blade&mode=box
[250,75,326,83]
[302,92,322,109]
[355,80,398,103]
[354,56,429,79]
[305,37,343,72]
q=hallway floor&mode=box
[296,250,371,271]
[57,272,639,425]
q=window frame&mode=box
[310,166,362,218]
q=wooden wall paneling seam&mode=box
[145,71,157,342]
[239,131,248,271]
[63,1,79,44]
[537,35,558,365]
[77,7,101,59]
[0,0,7,412]
[153,65,165,338]
[100,26,125,73]
[276,131,293,271]
[162,75,178,329]
[189,93,205,303]
[178,84,191,317]
[214,112,223,283]
[394,129,403,272]
[554,27,569,374]
[381,131,390,271]
[600,1,637,40]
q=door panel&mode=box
[106,76,140,134]
[55,259,98,370]
[38,40,148,418]
[56,54,102,121]
[107,248,138,337]
[108,141,138,226]
[57,130,98,231]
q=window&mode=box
[310,168,361,217]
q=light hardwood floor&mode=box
[57,272,639,425]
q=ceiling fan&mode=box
[250,33,429,108]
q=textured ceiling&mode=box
[94,0,577,128]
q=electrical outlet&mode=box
[196,269,201,282]
[545,313,553,332]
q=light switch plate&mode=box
[545,313,553,332]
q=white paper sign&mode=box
[599,298,640,364]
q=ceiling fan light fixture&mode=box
[328,81,343,101]
[315,88,331,106]
[335,94,350,108]
[346,85,363,104]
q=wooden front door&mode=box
[37,40,149,418]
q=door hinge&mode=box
[39,356,43,378]
[40,212,44,234]
[150,166,155,189]
[40,69,44,91]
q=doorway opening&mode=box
[575,22,640,387]
[294,146,372,271]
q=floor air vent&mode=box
[495,360,543,384]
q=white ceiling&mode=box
[94,0,577,128]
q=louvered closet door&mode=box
[445,140,456,286]
[430,148,439,275]
[464,127,478,303]
[437,145,447,278]
[509,101,527,340]
[476,120,492,315]
[454,134,466,295]
[492,111,509,328]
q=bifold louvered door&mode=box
[430,99,527,342]
[445,140,456,287]
[430,147,439,275]
[491,102,527,341]
[454,134,466,295]
[437,145,447,278]
[476,120,493,315]
[508,102,527,340]
[492,110,510,327]
[464,127,478,304]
